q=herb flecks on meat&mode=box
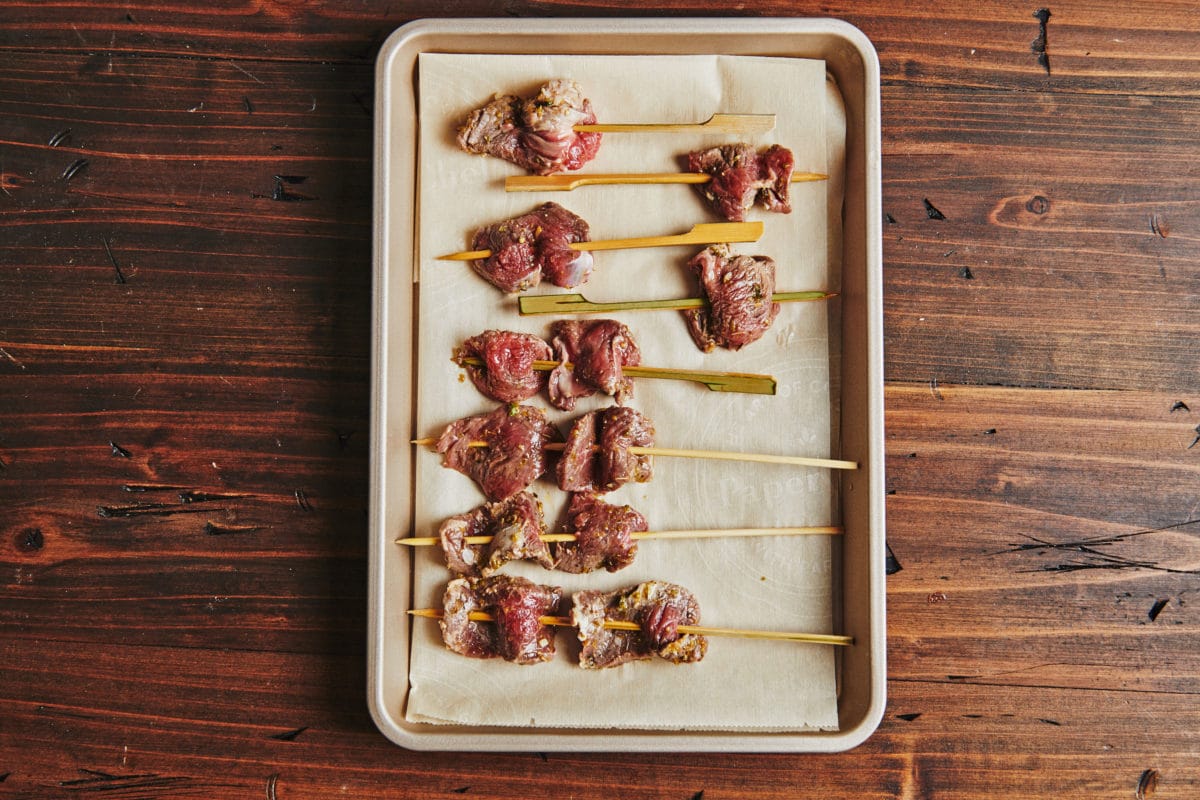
[440,575,563,664]
[688,143,794,221]
[456,79,602,175]
[439,491,553,577]
[470,202,593,293]
[552,492,644,574]
[571,581,708,669]
[548,319,641,411]
[454,330,552,403]
[436,404,560,502]
[683,244,781,352]
[557,407,654,494]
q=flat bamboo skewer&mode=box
[518,290,836,316]
[506,171,829,193]
[437,221,762,262]
[397,525,843,547]
[411,438,858,471]
[408,608,853,647]
[454,355,777,396]
[572,113,775,135]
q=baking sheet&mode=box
[404,53,845,731]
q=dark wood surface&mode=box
[2,2,1197,797]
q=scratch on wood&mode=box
[0,346,26,370]
[896,712,922,722]
[1000,518,1200,575]
[243,96,254,113]
[60,158,89,182]
[101,236,127,284]
[451,787,470,794]
[271,726,308,741]
[1150,214,1169,238]
[1148,598,1169,622]
[205,521,262,535]
[1037,718,1061,726]
[1171,401,1189,413]
[1136,768,1159,800]
[930,377,943,400]
[109,441,132,458]
[48,128,72,147]
[1031,8,1052,75]
[958,266,974,279]
[1189,423,1200,450]
[922,198,946,220]
[295,489,313,511]
[266,773,279,800]
[124,483,187,492]
[97,503,215,518]
[230,60,265,84]
[179,490,249,503]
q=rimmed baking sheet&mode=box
[369,17,884,752]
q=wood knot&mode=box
[1026,195,1051,215]
[15,527,44,552]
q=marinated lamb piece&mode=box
[435,404,561,502]
[454,330,553,403]
[552,492,644,574]
[571,580,708,669]
[547,319,641,411]
[556,407,654,494]
[682,244,781,352]
[440,575,563,665]
[456,79,603,175]
[687,143,794,221]
[470,202,593,293]
[438,491,553,577]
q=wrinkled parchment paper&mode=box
[406,53,846,731]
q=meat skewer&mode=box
[505,169,827,192]
[519,289,833,315]
[454,326,777,403]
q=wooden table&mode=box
[2,2,1196,797]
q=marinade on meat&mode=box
[435,404,560,502]
[548,319,641,411]
[682,244,781,352]
[571,580,708,669]
[552,492,644,574]
[456,79,602,175]
[470,202,593,293]
[688,143,794,221]
[556,407,654,494]
[454,330,553,403]
[438,491,553,577]
[440,575,563,665]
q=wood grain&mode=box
[3,1,1200,798]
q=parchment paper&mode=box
[406,53,846,731]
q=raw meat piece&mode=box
[556,407,654,493]
[440,575,563,665]
[547,319,641,411]
[454,330,553,403]
[552,492,644,574]
[687,143,794,221]
[456,79,602,175]
[682,244,781,352]
[438,491,553,577]
[435,404,560,502]
[571,581,708,669]
[470,202,593,293]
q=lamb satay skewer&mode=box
[397,525,842,546]
[409,609,853,647]
[506,170,827,192]
[437,220,762,261]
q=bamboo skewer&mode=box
[572,113,775,135]
[455,355,777,396]
[506,171,829,193]
[411,438,858,471]
[518,290,836,316]
[397,525,843,547]
[408,608,853,647]
[437,221,762,262]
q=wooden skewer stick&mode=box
[411,438,858,471]
[437,221,762,261]
[506,171,828,193]
[518,290,836,316]
[397,525,843,547]
[408,608,853,647]
[572,113,775,135]
[454,355,776,396]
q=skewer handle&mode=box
[572,113,776,135]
